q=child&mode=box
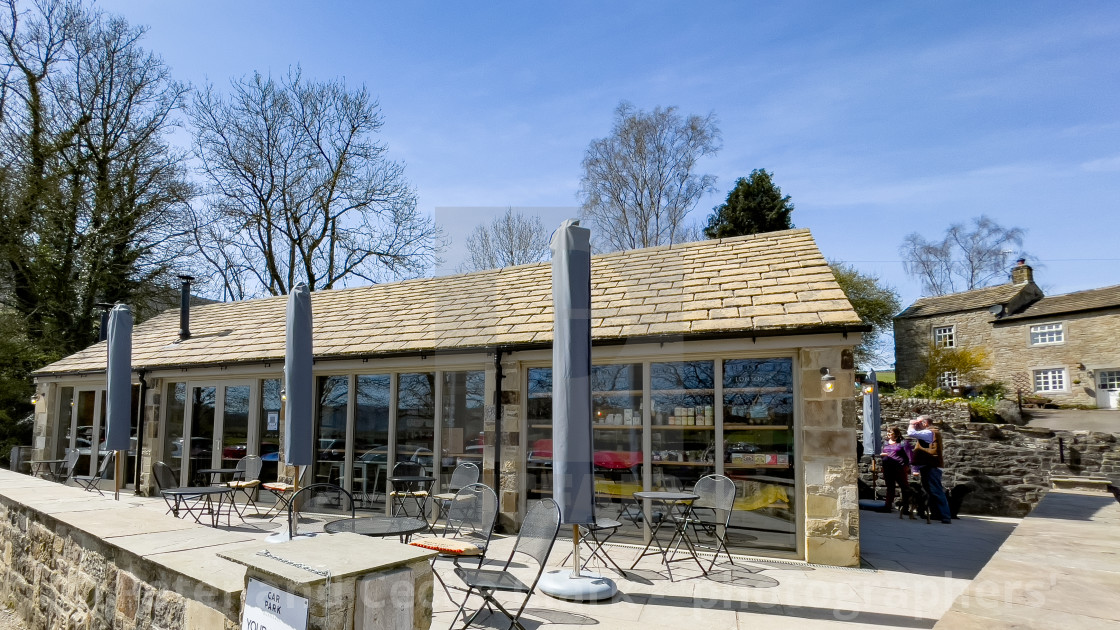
[880,426,912,514]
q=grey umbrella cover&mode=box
[104,305,133,452]
[284,283,315,466]
[863,370,882,456]
[551,219,595,526]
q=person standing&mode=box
[880,426,912,515]
[908,415,951,524]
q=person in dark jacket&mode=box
[908,415,951,524]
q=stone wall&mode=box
[0,494,238,629]
[859,397,1120,516]
[800,347,860,567]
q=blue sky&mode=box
[100,1,1120,315]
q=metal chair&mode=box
[73,452,115,495]
[260,465,307,520]
[410,483,498,600]
[287,483,354,539]
[679,474,737,571]
[152,460,211,522]
[451,499,561,630]
[226,455,263,516]
[389,460,430,518]
[560,517,627,577]
[54,449,80,483]
[432,462,480,526]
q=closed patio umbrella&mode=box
[539,219,616,600]
[863,370,882,456]
[105,304,132,500]
[284,283,315,475]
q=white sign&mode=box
[243,578,308,630]
[267,411,280,431]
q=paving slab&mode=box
[47,504,197,538]
[145,541,258,594]
[107,525,259,556]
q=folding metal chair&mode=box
[678,474,737,571]
[560,517,627,576]
[408,483,498,600]
[73,452,115,495]
[226,455,263,517]
[432,462,480,527]
[54,449,80,483]
[260,465,307,520]
[451,499,561,630]
[287,483,354,539]
[389,461,430,518]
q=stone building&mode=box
[29,228,869,566]
[895,261,1120,408]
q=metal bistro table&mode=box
[161,486,235,527]
[324,515,428,542]
[29,459,67,481]
[629,490,708,581]
[387,475,435,524]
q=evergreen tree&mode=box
[703,169,794,238]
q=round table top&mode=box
[633,491,699,501]
[197,468,241,475]
[161,486,232,496]
[31,458,67,464]
[387,475,435,483]
[324,515,428,537]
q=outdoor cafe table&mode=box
[387,475,435,524]
[324,515,428,542]
[195,467,243,486]
[160,486,235,528]
[629,490,709,581]
[29,458,66,481]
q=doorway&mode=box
[167,381,256,486]
[1097,370,1120,409]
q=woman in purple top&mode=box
[880,426,912,514]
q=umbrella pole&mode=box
[114,450,123,501]
[571,525,581,578]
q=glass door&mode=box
[72,389,103,476]
[218,384,252,468]
[185,385,217,485]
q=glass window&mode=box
[938,371,959,388]
[591,363,644,525]
[315,376,348,485]
[57,387,74,459]
[258,379,281,482]
[1034,368,1066,392]
[187,386,216,485]
[651,361,715,492]
[354,374,391,506]
[162,383,186,480]
[526,367,553,501]
[1030,323,1064,345]
[723,358,796,553]
[1099,371,1120,390]
[220,385,250,467]
[440,370,486,492]
[933,326,955,348]
[397,373,436,476]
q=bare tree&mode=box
[900,216,1027,296]
[579,101,720,252]
[189,68,443,298]
[0,0,192,353]
[460,207,550,272]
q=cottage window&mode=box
[1029,322,1064,346]
[933,326,955,348]
[1033,368,1066,392]
[938,370,959,388]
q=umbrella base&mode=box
[539,570,617,601]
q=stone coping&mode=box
[0,468,252,594]
[221,532,435,585]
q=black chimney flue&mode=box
[95,302,115,342]
[178,275,193,340]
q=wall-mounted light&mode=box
[1077,363,1086,370]
[280,388,287,402]
[820,368,837,394]
[862,383,875,395]
[30,391,41,404]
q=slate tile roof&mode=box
[34,228,863,376]
[895,283,1030,319]
[995,284,1120,322]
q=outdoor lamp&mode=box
[820,368,837,394]
[280,388,286,402]
[862,383,874,395]
[31,391,40,404]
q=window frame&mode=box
[937,370,959,388]
[932,325,956,348]
[1029,322,1065,347]
[1033,367,1068,393]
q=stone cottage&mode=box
[29,228,870,566]
[894,261,1120,408]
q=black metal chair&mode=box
[432,462,480,526]
[409,483,498,600]
[287,483,354,539]
[54,448,80,483]
[73,451,115,495]
[389,460,430,518]
[451,498,561,630]
[226,455,264,517]
[560,516,627,577]
[152,460,209,522]
[678,474,737,571]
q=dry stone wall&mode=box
[0,497,237,629]
[859,397,1120,516]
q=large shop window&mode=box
[315,376,349,485]
[722,358,796,553]
[163,383,186,481]
[440,370,486,490]
[650,360,716,492]
[354,374,391,506]
[397,372,436,476]
[258,379,282,482]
